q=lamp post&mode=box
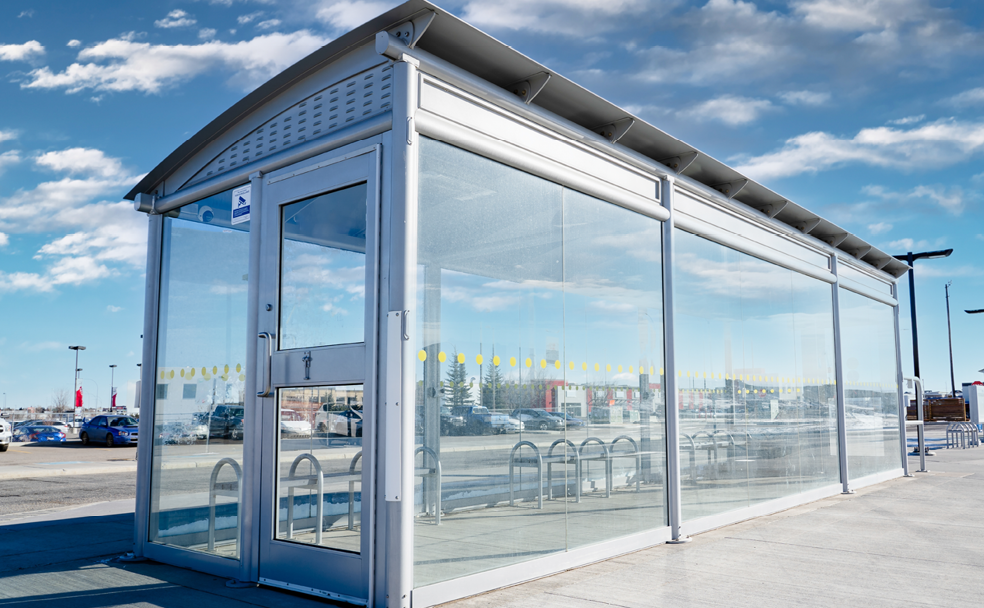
[891,249,953,381]
[109,364,117,410]
[945,283,956,397]
[68,345,86,424]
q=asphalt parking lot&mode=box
[1,438,137,466]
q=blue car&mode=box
[79,415,139,447]
[15,425,67,443]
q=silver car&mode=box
[489,413,524,434]
[0,417,11,452]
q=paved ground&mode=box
[0,471,137,519]
[1,424,980,608]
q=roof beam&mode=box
[388,10,437,49]
[508,72,551,105]
[660,151,698,174]
[845,244,872,259]
[594,117,635,144]
[819,232,850,248]
[794,217,822,234]
[713,178,748,200]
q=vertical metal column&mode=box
[421,266,441,518]
[661,177,688,542]
[830,256,853,494]
[892,282,910,477]
[385,53,418,608]
[241,170,264,582]
[134,203,162,558]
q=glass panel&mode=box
[150,186,249,559]
[839,288,901,478]
[280,184,367,350]
[674,229,839,522]
[413,137,667,587]
[274,386,364,554]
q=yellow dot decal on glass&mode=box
[190,368,195,378]
[606,364,611,372]
[169,370,174,379]
[554,360,561,369]
[581,362,587,371]
[687,370,691,377]
[160,371,165,380]
[618,365,623,373]
[418,350,427,362]
[438,352,447,363]
[493,356,500,366]
[725,373,730,380]
[630,366,635,373]
[239,373,246,381]
[702,372,706,379]
[510,357,517,367]
[540,359,546,369]
[180,369,185,378]
[212,366,218,374]
[594,363,600,371]
[476,354,483,365]
[236,364,242,373]
[525,358,532,368]
[650,366,654,375]
[569,361,575,370]
[224,365,230,374]
[797,388,801,393]
[457,353,465,364]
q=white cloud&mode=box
[155,10,197,29]
[67,40,82,48]
[790,0,936,33]
[863,184,966,215]
[35,147,126,178]
[946,87,984,107]
[975,234,984,242]
[18,10,34,18]
[237,11,265,24]
[0,41,45,62]
[779,90,830,106]
[0,130,17,143]
[107,305,123,313]
[314,1,400,31]
[0,232,8,247]
[20,341,64,352]
[0,150,21,174]
[22,31,329,94]
[457,0,668,37]
[733,119,984,181]
[256,19,282,30]
[678,95,774,126]
[198,28,217,40]
[867,222,892,235]
[888,114,924,125]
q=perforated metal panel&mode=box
[186,64,394,187]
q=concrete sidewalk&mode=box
[1,429,981,608]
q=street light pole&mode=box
[68,345,86,425]
[892,249,953,381]
[945,282,956,397]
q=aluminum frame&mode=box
[661,176,685,543]
[831,255,853,494]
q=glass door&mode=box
[256,145,379,604]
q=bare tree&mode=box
[51,389,70,412]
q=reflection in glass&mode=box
[674,229,840,521]
[150,186,249,559]
[280,184,367,350]
[839,288,902,479]
[413,137,666,587]
[275,386,364,554]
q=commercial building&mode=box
[127,2,910,606]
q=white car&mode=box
[280,409,312,437]
[490,413,524,434]
[0,417,11,451]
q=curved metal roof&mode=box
[126,0,907,279]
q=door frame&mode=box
[253,140,382,605]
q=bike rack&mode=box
[415,446,442,525]
[285,453,325,544]
[680,433,697,482]
[208,458,242,552]
[546,438,581,503]
[610,435,641,492]
[578,437,611,498]
[347,451,362,530]
[509,441,543,509]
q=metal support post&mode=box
[661,176,689,543]
[904,377,928,472]
[830,256,853,494]
[893,283,911,477]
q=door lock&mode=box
[302,351,312,381]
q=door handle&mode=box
[257,332,275,397]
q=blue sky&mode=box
[0,0,982,410]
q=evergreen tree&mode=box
[444,349,473,408]
[482,360,506,411]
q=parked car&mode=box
[208,405,245,440]
[451,405,494,435]
[158,422,197,445]
[38,420,71,436]
[556,412,586,428]
[0,417,11,452]
[440,406,466,435]
[510,408,565,430]
[16,425,67,443]
[79,415,139,446]
[327,407,363,437]
[280,408,313,437]
[489,412,524,434]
